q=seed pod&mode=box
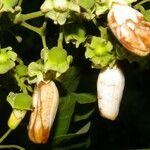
[97,65,125,120]
[28,80,59,144]
[107,1,150,56]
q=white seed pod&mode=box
[97,65,125,120]
[28,80,59,144]
[107,1,150,56]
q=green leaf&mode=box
[7,92,32,110]
[76,122,91,134]
[53,122,91,147]
[61,66,80,93]
[71,93,96,122]
[54,93,96,137]
[74,108,95,122]
[54,95,76,136]
[71,93,96,104]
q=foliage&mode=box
[0,0,149,150]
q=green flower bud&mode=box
[8,109,26,130]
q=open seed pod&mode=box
[28,80,59,144]
[97,65,125,120]
[107,0,150,56]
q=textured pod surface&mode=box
[28,80,59,144]
[107,2,150,56]
[97,65,125,120]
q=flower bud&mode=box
[28,80,59,144]
[97,65,125,120]
[53,0,68,12]
[107,1,150,56]
[8,109,26,130]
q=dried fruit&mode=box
[108,0,150,56]
[28,80,59,144]
[97,65,125,120]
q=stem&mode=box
[41,35,47,48]
[57,27,63,48]
[99,26,108,40]
[20,22,41,35]
[18,0,23,6]
[14,11,44,24]
[20,21,48,49]
[21,11,44,21]
[0,145,25,150]
[14,74,28,94]
[92,18,102,35]
[92,19,108,40]
[0,129,12,143]
[92,18,99,28]
[40,21,48,48]
[16,57,24,65]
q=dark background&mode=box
[0,0,150,150]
